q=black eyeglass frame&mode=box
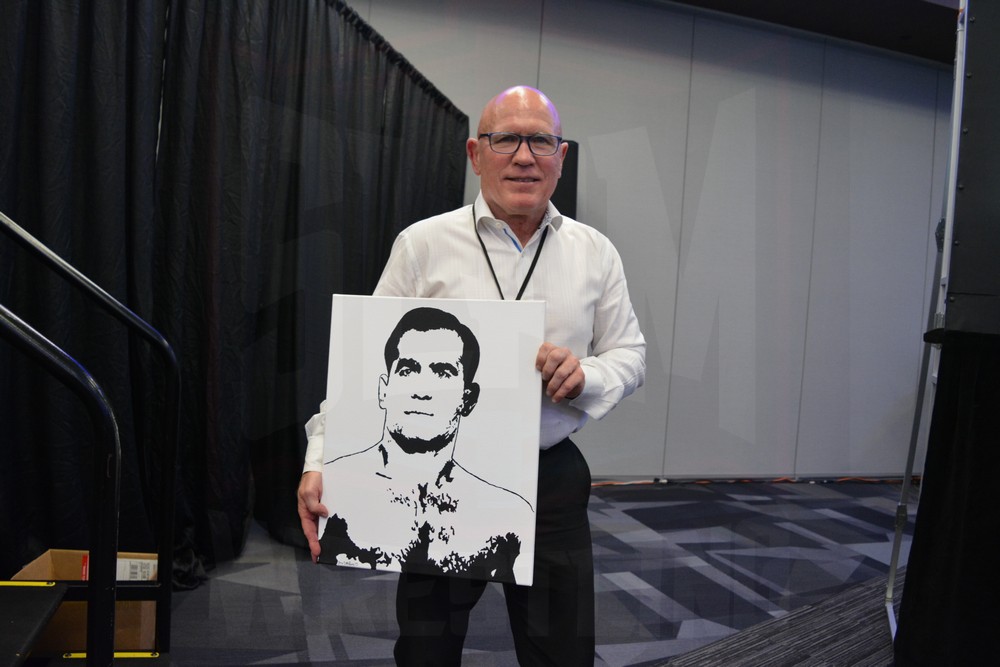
[478,132,564,156]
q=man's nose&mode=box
[512,140,536,164]
[411,392,431,400]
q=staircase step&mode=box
[22,653,169,666]
[0,582,67,667]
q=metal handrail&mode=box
[0,303,120,666]
[1,208,180,654]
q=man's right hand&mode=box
[297,471,328,563]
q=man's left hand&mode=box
[536,342,585,403]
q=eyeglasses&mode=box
[478,132,563,156]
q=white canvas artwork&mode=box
[317,295,544,585]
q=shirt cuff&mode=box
[303,435,324,474]
[569,361,607,417]
[302,406,327,473]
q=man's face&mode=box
[467,90,567,225]
[380,328,471,453]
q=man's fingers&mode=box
[297,472,327,562]
[536,342,584,403]
[298,501,328,562]
[536,342,569,380]
[535,342,556,373]
[549,363,584,402]
[302,496,329,518]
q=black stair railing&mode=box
[0,303,119,666]
[0,208,180,659]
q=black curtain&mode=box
[0,0,168,579]
[0,0,467,582]
[154,0,468,576]
[894,333,1000,665]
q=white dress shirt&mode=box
[303,193,645,472]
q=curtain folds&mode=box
[893,332,1000,665]
[0,0,168,580]
[0,0,468,584]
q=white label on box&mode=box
[117,558,157,581]
[79,555,157,581]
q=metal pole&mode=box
[885,0,969,639]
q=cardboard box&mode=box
[11,549,157,654]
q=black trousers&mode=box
[394,438,595,666]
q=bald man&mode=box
[299,86,646,665]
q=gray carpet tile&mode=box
[166,480,914,666]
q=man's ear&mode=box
[460,382,480,417]
[555,139,568,178]
[466,137,482,175]
[378,374,388,409]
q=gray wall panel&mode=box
[797,47,940,476]
[665,19,823,477]
[538,0,693,475]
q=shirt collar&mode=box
[473,192,564,236]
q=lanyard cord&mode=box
[473,204,549,301]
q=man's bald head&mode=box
[477,86,562,137]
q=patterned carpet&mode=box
[663,570,903,666]
[167,480,914,666]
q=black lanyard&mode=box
[473,204,549,301]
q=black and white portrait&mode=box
[318,296,543,585]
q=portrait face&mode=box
[380,328,476,453]
[467,89,568,225]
